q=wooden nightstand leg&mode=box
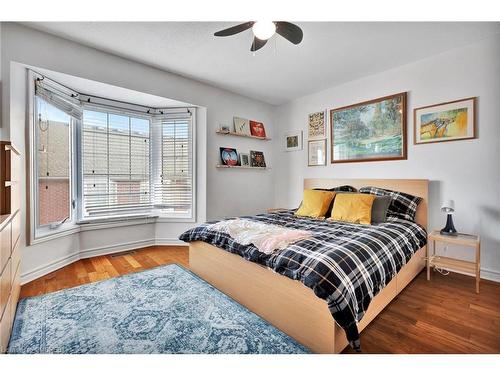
[476,243,480,294]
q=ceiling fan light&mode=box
[252,21,276,40]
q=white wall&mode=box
[274,35,500,281]
[1,23,276,282]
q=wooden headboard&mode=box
[304,178,429,230]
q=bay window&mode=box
[29,72,196,243]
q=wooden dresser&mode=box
[0,142,22,353]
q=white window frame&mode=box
[28,71,79,244]
[27,71,197,244]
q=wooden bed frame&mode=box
[190,179,428,353]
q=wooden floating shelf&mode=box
[215,130,271,141]
[216,165,269,170]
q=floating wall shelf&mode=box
[216,165,269,170]
[215,130,271,141]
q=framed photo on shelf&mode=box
[239,153,250,166]
[220,147,239,166]
[284,130,303,152]
[414,97,476,145]
[218,124,230,133]
[330,92,407,163]
[250,120,267,138]
[250,150,266,167]
[308,111,326,139]
[233,117,251,136]
[308,139,327,166]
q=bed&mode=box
[182,178,428,353]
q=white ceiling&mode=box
[24,22,500,105]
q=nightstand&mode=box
[427,231,481,293]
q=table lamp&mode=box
[440,199,457,236]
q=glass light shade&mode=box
[252,21,276,40]
[441,199,455,213]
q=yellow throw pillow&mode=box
[330,193,375,225]
[295,190,336,218]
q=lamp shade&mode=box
[441,199,455,213]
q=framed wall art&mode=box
[308,139,327,166]
[220,147,239,166]
[250,150,266,167]
[330,92,407,163]
[414,97,476,145]
[308,111,326,139]
[284,130,303,152]
[239,153,250,166]
[233,117,251,136]
[249,120,267,138]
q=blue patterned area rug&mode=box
[8,264,309,354]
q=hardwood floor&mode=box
[20,245,500,354]
[20,246,188,299]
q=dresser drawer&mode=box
[0,258,12,318]
[0,294,12,353]
[11,263,21,324]
[0,222,11,275]
[11,212,20,250]
[11,241,21,282]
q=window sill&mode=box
[78,215,158,231]
[31,214,195,244]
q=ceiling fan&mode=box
[214,21,303,52]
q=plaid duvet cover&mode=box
[179,210,427,351]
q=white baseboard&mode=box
[481,267,500,283]
[21,239,500,286]
[21,252,80,285]
[20,238,187,285]
[79,239,156,259]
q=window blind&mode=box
[35,79,82,120]
[82,108,151,217]
[154,114,193,218]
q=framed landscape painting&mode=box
[414,97,476,145]
[330,92,407,163]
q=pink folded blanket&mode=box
[209,219,312,254]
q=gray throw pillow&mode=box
[371,196,391,223]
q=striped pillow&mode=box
[358,186,422,222]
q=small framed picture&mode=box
[249,120,267,138]
[308,139,327,166]
[308,111,326,139]
[233,117,251,136]
[239,153,250,166]
[218,124,230,133]
[414,97,476,145]
[250,150,266,167]
[285,131,303,152]
[220,147,239,166]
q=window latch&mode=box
[49,216,69,230]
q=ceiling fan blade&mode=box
[214,22,254,37]
[250,37,267,52]
[275,22,303,44]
